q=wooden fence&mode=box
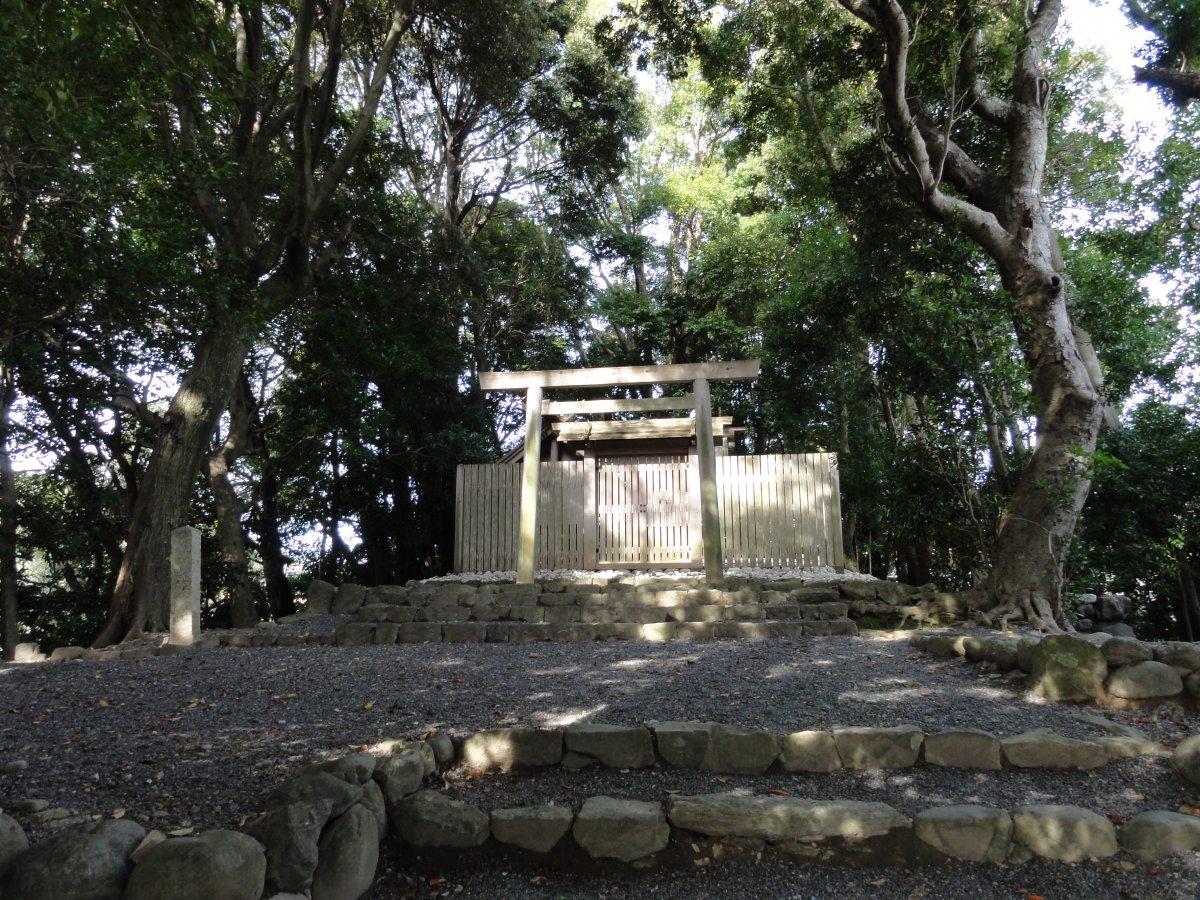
[454,453,842,572]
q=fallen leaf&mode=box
[168,827,194,837]
[363,700,375,710]
[98,699,111,708]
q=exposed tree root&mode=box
[977,588,1073,633]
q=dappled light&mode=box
[1,5,1196,897]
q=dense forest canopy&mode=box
[1,0,1197,653]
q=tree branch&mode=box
[312,2,416,216]
[1134,66,1200,105]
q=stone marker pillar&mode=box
[169,526,201,645]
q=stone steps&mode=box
[331,618,857,647]
[356,598,851,626]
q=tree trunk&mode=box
[203,374,257,627]
[1177,551,1200,642]
[984,274,1102,630]
[255,455,293,617]
[1,363,19,660]
[205,453,256,627]
[93,321,248,646]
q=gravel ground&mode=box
[429,757,1184,821]
[2,631,1198,896]
[370,845,1200,900]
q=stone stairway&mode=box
[329,576,923,645]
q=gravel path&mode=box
[369,845,1200,899]
[2,633,1196,867]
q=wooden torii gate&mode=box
[479,360,761,584]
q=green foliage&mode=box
[1073,402,1200,638]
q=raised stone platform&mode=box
[295,574,965,646]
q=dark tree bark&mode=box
[253,446,293,617]
[1134,66,1200,104]
[837,0,1104,629]
[96,2,415,644]
[1,360,18,660]
[1178,551,1200,642]
[94,321,248,645]
[204,373,257,627]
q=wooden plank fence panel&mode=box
[455,452,843,572]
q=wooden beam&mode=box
[541,395,695,416]
[550,417,732,441]
[693,377,723,582]
[481,360,761,392]
[516,384,542,583]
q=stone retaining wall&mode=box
[911,630,1200,710]
[15,575,976,662]
[3,719,1193,898]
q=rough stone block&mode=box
[640,622,678,642]
[1001,730,1111,770]
[546,623,597,642]
[304,580,336,614]
[564,724,655,768]
[392,791,488,847]
[915,805,1012,863]
[1119,810,1200,861]
[760,622,805,639]
[373,744,435,804]
[1011,805,1117,862]
[1171,733,1200,785]
[123,829,265,900]
[714,622,767,640]
[1101,637,1152,667]
[397,623,441,643]
[650,721,712,769]
[310,805,378,900]
[833,726,924,770]
[572,797,668,862]
[803,619,858,636]
[1153,641,1200,673]
[667,793,909,846]
[491,806,573,853]
[373,623,399,645]
[925,729,1002,770]
[593,623,641,641]
[332,583,367,615]
[365,584,409,605]
[779,730,840,772]
[703,724,781,774]
[1030,635,1107,702]
[442,622,488,643]
[335,623,375,647]
[417,606,472,623]
[1106,660,1183,699]
[460,728,563,772]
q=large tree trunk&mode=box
[255,455,293,617]
[205,455,256,627]
[1,362,19,660]
[93,321,248,646]
[203,373,257,627]
[984,269,1102,629]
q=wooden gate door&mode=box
[596,457,694,566]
